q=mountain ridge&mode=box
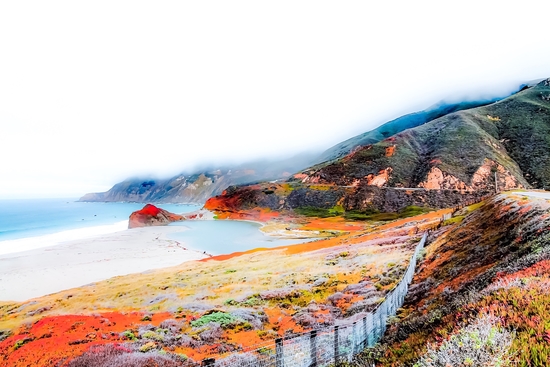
[79,90,522,204]
[78,153,318,204]
[314,98,503,165]
[205,79,550,217]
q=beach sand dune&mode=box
[0,226,206,302]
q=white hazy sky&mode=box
[1,1,550,199]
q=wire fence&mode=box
[198,232,428,367]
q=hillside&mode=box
[352,191,550,366]
[204,79,550,219]
[294,79,550,192]
[315,99,500,164]
[0,205,450,366]
[80,92,517,205]
[203,182,489,220]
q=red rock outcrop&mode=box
[128,204,184,228]
[418,160,523,191]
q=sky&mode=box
[1,1,550,199]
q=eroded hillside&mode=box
[347,191,550,366]
[204,80,550,223]
[204,182,490,220]
[295,79,550,192]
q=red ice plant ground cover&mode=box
[0,312,169,367]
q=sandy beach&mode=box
[0,226,207,302]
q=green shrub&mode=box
[243,297,262,306]
[224,299,238,306]
[443,215,465,226]
[416,248,427,262]
[139,341,156,352]
[13,337,33,351]
[142,331,164,341]
[257,346,274,355]
[345,206,432,221]
[191,312,242,329]
[121,330,137,341]
[294,207,338,218]
[399,205,432,217]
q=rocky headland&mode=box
[128,204,216,229]
[128,204,184,228]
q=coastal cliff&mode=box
[79,154,317,204]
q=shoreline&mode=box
[208,217,327,239]
[0,226,207,302]
[0,220,130,256]
[0,216,320,303]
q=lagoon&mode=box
[168,220,311,255]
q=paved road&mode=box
[518,191,550,199]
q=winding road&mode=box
[518,191,550,200]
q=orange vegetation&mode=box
[0,312,173,367]
[213,208,280,221]
[299,217,364,231]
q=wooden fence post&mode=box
[310,330,318,366]
[275,338,283,367]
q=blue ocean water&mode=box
[0,199,310,256]
[0,198,200,254]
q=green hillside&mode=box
[314,99,503,164]
[294,79,550,192]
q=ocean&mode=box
[0,198,200,255]
[0,198,309,256]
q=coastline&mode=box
[0,220,130,256]
[0,226,207,302]
[0,213,319,302]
